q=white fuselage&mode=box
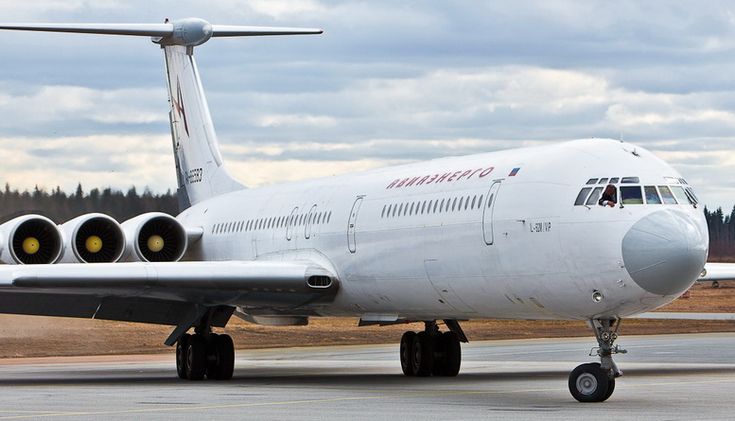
[177,139,709,321]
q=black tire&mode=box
[411,331,434,377]
[713,281,720,288]
[568,362,612,403]
[603,377,616,401]
[439,331,461,377]
[175,333,191,379]
[205,333,220,380]
[400,331,416,376]
[186,335,207,381]
[212,334,235,380]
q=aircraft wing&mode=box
[0,261,338,344]
[698,262,735,283]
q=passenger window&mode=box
[471,196,477,209]
[381,205,386,218]
[410,202,415,215]
[609,177,619,184]
[657,188,678,205]
[452,197,457,211]
[421,201,427,214]
[478,195,483,209]
[574,188,593,206]
[403,203,409,216]
[445,199,451,212]
[585,187,603,206]
[621,177,639,184]
[433,200,439,213]
[439,199,445,213]
[586,178,599,185]
[327,211,332,223]
[620,186,644,204]
[458,197,464,210]
[598,178,609,184]
[644,186,662,204]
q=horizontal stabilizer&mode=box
[0,23,173,36]
[0,18,322,46]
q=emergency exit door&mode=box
[347,196,364,253]
[482,181,501,245]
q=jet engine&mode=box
[122,212,187,262]
[60,213,126,263]
[0,215,63,264]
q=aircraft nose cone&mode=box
[622,209,707,296]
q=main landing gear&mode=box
[568,319,626,402]
[176,329,235,380]
[400,320,465,377]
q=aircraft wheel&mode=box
[437,331,461,377]
[175,333,191,379]
[411,331,434,377]
[209,334,235,380]
[400,331,416,376]
[186,334,207,381]
[568,362,612,403]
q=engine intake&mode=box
[61,213,125,263]
[0,215,63,264]
[122,212,187,262]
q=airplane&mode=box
[0,17,733,403]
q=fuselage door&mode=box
[347,196,364,253]
[286,206,298,241]
[482,181,502,245]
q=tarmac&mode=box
[1,333,735,420]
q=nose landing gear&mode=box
[569,319,626,402]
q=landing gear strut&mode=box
[569,319,626,402]
[176,328,235,381]
[400,320,464,377]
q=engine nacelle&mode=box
[0,215,63,264]
[60,213,125,263]
[122,212,187,262]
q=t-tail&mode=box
[0,18,323,210]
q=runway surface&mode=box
[1,333,735,420]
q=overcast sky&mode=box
[1,1,734,210]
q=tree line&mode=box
[705,206,735,259]
[0,183,178,224]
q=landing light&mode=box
[22,237,40,255]
[592,290,604,303]
[147,235,165,253]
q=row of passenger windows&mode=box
[586,176,688,186]
[381,194,487,218]
[211,210,333,235]
[574,184,698,206]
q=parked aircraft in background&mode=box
[0,18,733,403]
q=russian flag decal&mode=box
[509,167,521,176]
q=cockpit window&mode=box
[644,186,662,204]
[670,186,692,204]
[620,186,643,204]
[586,187,604,206]
[685,187,699,204]
[658,186,677,204]
[609,177,619,184]
[598,178,609,184]
[621,177,640,184]
[575,187,593,206]
[586,178,599,185]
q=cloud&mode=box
[0,1,734,210]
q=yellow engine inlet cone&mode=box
[85,235,103,253]
[22,237,40,255]
[147,235,164,253]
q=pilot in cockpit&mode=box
[598,184,617,207]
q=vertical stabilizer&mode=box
[163,45,243,209]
